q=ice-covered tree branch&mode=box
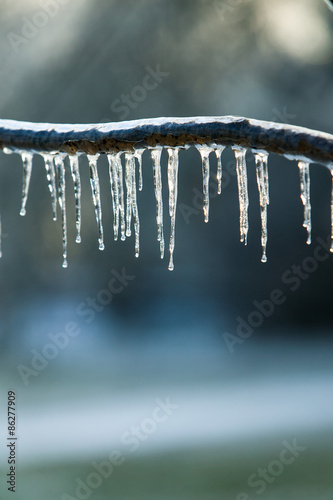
[1,116,333,167]
[1,115,333,269]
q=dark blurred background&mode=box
[0,1,333,499]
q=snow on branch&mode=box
[1,116,333,166]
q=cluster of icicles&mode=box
[0,144,328,269]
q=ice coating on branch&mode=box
[298,161,311,245]
[167,147,180,271]
[196,145,213,223]
[107,153,120,241]
[54,155,68,268]
[69,155,82,243]
[87,154,104,251]
[215,146,225,195]
[151,148,165,259]
[42,153,57,221]
[233,148,249,245]
[134,149,144,192]
[254,152,269,262]
[19,152,33,217]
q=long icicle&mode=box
[331,171,333,253]
[116,153,126,241]
[167,147,180,271]
[130,153,140,257]
[107,153,120,241]
[233,147,249,245]
[87,154,104,251]
[42,153,57,221]
[54,155,68,268]
[125,152,133,238]
[255,152,269,262]
[298,161,311,245]
[151,148,165,259]
[215,145,225,195]
[69,155,82,243]
[134,149,144,192]
[196,145,212,223]
[20,152,33,216]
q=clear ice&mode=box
[233,147,249,245]
[42,153,58,221]
[215,145,225,195]
[167,147,180,271]
[107,153,120,241]
[69,155,82,243]
[20,152,33,217]
[254,152,269,262]
[87,154,105,251]
[54,155,68,268]
[196,145,213,223]
[151,148,165,259]
[298,161,311,245]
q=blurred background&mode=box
[1,0,333,498]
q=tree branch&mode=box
[1,116,333,167]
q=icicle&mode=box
[107,154,120,241]
[330,171,333,253]
[196,145,212,223]
[131,154,140,258]
[87,154,104,251]
[167,147,180,271]
[255,152,269,263]
[233,148,249,245]
[20,152,33,216]
[124,153,133,237]
[298,161,311,245]
[54,155,68,268]
[116,153,126,241]
[69,155,81,243]
[215,146,225,195]
[0,212,2,259]
[42,153,57,221]
[134,149,144,192]
[151,148,165,259]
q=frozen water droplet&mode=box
[69,155,81,244]
[87,154,104,251]
[42,153,57,221]
[167,147,180,271]
[215,146,225,195]
[20,152,33,216]
[196,145,213,223]
[54,155,68,268]
[298,161,311,245]
[134,149,144,192]
[233,147,249,245]
[151,148,165,259]
[107,153,120,241]
[254,151,269,263]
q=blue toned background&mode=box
[0,1,333,499]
